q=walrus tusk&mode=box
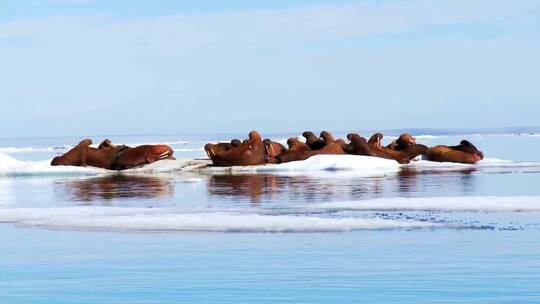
[158,151,169,157]
[269,144,275,155]
[209,148,215,157]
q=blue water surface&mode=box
[1,130,540,303]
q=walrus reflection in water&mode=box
[58,175,172,203]
[208,174,280,204]
[207,131,265,166]
[51,139,175,170]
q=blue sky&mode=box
[1,0,539,137]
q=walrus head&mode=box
[287,137,300,148]
[368,133,384,149]
[263,139,277,157]
[459,140,484,160]
[397,134,415,147]
[204,143,215,158]
[98,139,116,150]
[320,131,336,144]
[302,131,319,145]
[248,131,262,142]
[347,133,367,143]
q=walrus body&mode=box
[204,139,242,159]
[398,144,429,160]
[51,139,119,169]
[51,139,175,170]
[347,133,402,162]
[113,145,175,170]
[297,143,344,160]
[208,131,265,166]
[303,131,326,151]
[275,138,311,163]
[297,131,344,160]
[367,133,410,164]
[97,139,130,152]
[427,140,484,164]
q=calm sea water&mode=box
[1,130,540,303]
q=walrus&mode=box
[275,138,312,163]
[449,140,485,158]
[335,138,354,154]
[51,139,175,170]
[263,139,287,159]
[385,133,428,160]
[51,139,91,167]
[427,140,484,164]
[368,133,384,149]
[367,133,412,164]
[97,139,130,153]
[208,131,265,166]
[347,133,407,163]
[296,131,344,161]
[204,139,242,159]
[113,144,175,170]
[51,139,123,169]
[302,131,326,150]
[387,133,415,150]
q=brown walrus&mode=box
[97,139,130,153]
[427,140,484,164]
[385,133,428,160]
[386,133,416,150]
[113,144,175,170]
[347,133,407,163]
[297,131,344,161]
[208,131,265,166]
[367,133,411,164]
[302,131,326,151]
[335,138,354,154]
[204,139,242,159]
[51,139,120,169]
[275,138,312,163]
[263,139,287,159]
[51,139,175,170]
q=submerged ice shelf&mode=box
[2,196,539,233]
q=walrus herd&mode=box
[51,139,175,170]
[204,131,484,167]
[50,131,484,170]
